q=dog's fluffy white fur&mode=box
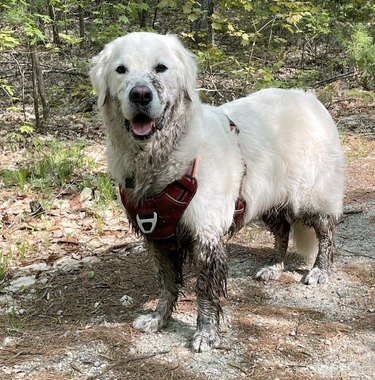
[90,32,345,352]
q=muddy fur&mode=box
[257,208,337,284]
[90,32,345,352]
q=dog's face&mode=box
[90,32,198,140]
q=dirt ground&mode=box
[1,99,374,379]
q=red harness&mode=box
[119,163,198,249]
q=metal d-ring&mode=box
[136,212,158,234]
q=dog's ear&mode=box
[90,48,110,109]
[167,35,198,102]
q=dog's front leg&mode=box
[192,239,228,352]
[133,243,180,332]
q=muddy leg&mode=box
[133,243,182,332]
[301,214,336,285]
[192,240,228,352]
[255,208,290,281]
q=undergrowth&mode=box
[0,135,113,206]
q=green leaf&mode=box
[87,271,95,279]
[118,15,129,24]
[0,30,20,49]
[19,123,34,135]
[158,0,177,7]
[187,13,200,22]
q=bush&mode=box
[346,24,375,87]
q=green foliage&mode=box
[0,139,88,192]
[58,33,82,46]
[347,89,375,104]
[345,24,375,85]
[0,29,20,50]
[0,0,374,121]
[96,174,115,207]
[1,0,48,45]
[87,270,95,279]
[0,250,10,281]
[0,79,19,105]
[90,1,151,43]
[19,123,35,135]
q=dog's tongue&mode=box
[130,115,155,137]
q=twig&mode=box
[314,71,354,87]
[87,350,171,380]
[343,209,364,215]
[228,362,255,375]
[43,69,88,77]
[102,242,135,253]
[11,351,44,359]
[228,362,247,374]
[11,52,27,120]
[98,353,115,361]
[70,362,84,374]
[338,209,364,224]
[341,249,375,260]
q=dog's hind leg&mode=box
[300,213,336,285]
[132,244,181,332]
[255,208,290,281]
[192,239,228,352]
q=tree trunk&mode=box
[48,3,61,45]
[30,49,49,129]
[139,9,148,28]
[192,0,215,46]
[79,4,85,49]
[30,51,41,130]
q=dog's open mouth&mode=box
[129,113,156,139]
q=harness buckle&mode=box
[136,212,158,234]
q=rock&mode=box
[0,295,9,307]
[2,336,21,348]
[80,187,93,202]
[19,262,49,274]
[119,295,134,307]
[54,257,82,272]
[81,256,100,265]
[4,276,36,293]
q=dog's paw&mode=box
[302,267,329,285]
[132,313,163,333]
[255,264,283,281]
[192,328,220,353]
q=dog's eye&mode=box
[155,64,168,73]
[116,65,127,74]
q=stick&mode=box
[314,71,354,87]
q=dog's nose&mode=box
[129,85,153,105]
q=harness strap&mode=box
[226,116,247,229]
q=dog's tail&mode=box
[290,220,318,264]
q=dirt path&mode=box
[1,199,374,380]
[1,125,374,380]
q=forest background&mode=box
[1,0,374,130]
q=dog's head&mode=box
[90,32,198,140]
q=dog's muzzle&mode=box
[125,85,160,140]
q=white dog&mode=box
[90,32,345,352]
